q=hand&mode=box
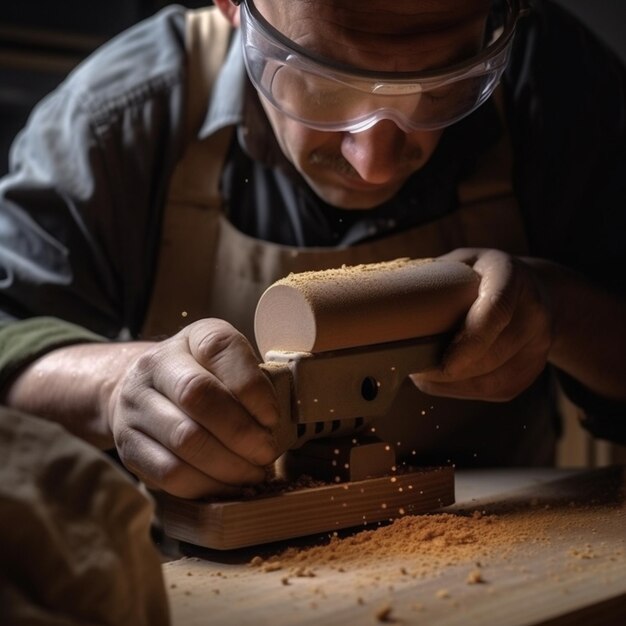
[107,319,280,499]
[410,249,554,401]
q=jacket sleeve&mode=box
[0,6,189,343]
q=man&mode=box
[0,0,625,505]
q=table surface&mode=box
[162,467,626,626]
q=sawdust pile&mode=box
[250,501,624,579]
[250,509,539,576]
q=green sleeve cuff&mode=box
[0,317,107,390]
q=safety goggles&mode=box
[235,0,528,133]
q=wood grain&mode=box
[162,467,626,626]
[155,466,454,550]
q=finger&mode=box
[124,388,270,485]
[148,349,278,466]
[188,320,280,430]
[436,247,481,265]
[411,338,548,401]
[442,251,519,376]
[417,309,540,381]
[116,429,243,499]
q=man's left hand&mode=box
[410,248,553,401]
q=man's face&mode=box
[250,0,491,210]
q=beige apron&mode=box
[142,7,557,466]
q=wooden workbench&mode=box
[162,467,626,625]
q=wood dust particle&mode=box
[263,562,283,573]
[291,566,316,578]
[568,546,596,559]
[466,569,485,584]
[375,604,397,623]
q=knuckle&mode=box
[170,419,207,461]
[132,347,164,377]
[115,377,150,415]
[115,429,203,498]
[193,320,251,361]
[174,370,214,412]
[115,430,155,480]
[487,288,515,327]
[114,427,139,463]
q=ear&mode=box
[214,0,241,27]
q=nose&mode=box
[339,120,408,184]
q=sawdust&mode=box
[248,499,624,583]
[251,510,517,574]
[375,603,397,622]
[466,568,485,584]
[276,258,431,289]
[240,474,327,499]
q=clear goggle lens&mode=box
[240,0,523,133]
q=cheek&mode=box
[408,130,444,163]
[264,104,336,169]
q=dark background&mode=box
[0,0,625,175]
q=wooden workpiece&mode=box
[155,466,454,550]
[163,466,626,626]
[254,257,479,358]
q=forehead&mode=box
[252,0,492,71]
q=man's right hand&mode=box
[106,319,281,499]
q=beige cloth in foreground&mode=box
[0,407,169,625]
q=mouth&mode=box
[332,171,391,192]
[309,152,395,193]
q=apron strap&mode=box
[141,7,232,339]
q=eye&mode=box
[422,85,456,103]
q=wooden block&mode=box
[155,466,454,550]
[254,258,478,358]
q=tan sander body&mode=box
[255,257,479,357]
